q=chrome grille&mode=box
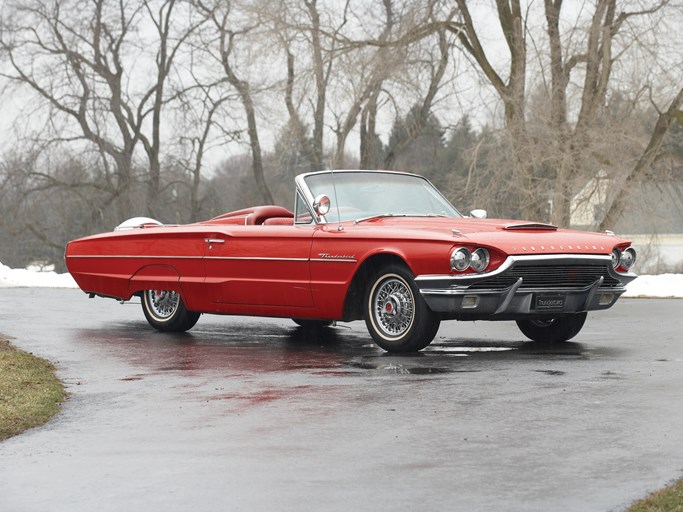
[468,263,622,290]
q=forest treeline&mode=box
[1,0,682,270]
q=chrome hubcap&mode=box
[373,277,414,337]
[146,290,179,320]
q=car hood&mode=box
[343,216,628,256]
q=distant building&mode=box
[570,173,683,273]
[570,170,610,230]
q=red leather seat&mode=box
[246,206,294,225]
[208,205,294,225]
[263,217,295,226]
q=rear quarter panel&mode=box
[65,227,207,306]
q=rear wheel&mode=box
[516,312,587,343]
[141,290,200,332]
[364,264,440,352]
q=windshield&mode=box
[303,171,462,222]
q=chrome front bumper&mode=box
[415,254,637,320]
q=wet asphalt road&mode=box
[0,289,682,512]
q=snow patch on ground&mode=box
[622,273,683,299]
[0,261,78,289]
[0,260,681,297]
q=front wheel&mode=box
[516,312,587,343]
[364,265,440,352]
[141,290,200,332]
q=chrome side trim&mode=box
[310,258,357,263]
[68,255,307,262]
[205,256,309,262]
[208,256,357,263]
[67,255,203,260]
[68,254,358,263]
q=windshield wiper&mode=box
[354,213,448,224]
[354,213,394,224]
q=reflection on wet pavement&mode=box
[72,318,599,380]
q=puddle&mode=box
[344,360,455,375]
[426,346,515,353]
[535,370,566,376]
[343,360,486,374]
[599,371,624,380]
[119,375,144,381]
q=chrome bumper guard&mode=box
[415,254,637,320]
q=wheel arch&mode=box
[128,264,184,298]
[342,252,413,322]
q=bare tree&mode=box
[324,0,460,170]
[329,0,396,169]
[268,0,352,171]
[173,80,240,221]
[0,0,208,218]
[1,1,135,217]
[448,0,681,227]
[599,86,683,230]
[542,0,678,227]
[382,27,451,169]
[196,0,275,204]
[138,0,209,216]
[0,149,122,270]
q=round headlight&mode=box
[470,248,490,272]
[611,248,621,269]
[620,247,636,270]
[451,247,471,272]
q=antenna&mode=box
[330,169,344,231]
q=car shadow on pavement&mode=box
[71,317,623,379]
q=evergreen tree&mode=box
[384,104,446,186]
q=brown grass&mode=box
[0,335,67,441]
[628,479,683,512]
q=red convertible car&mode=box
[65,170,637,352]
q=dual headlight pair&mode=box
[451,247,490,273]
[452,246,636,273]
[611,247,637,270]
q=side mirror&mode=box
[313,194,331,216]
[469,209,487,219]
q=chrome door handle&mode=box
[205,238,225,244]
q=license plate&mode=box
[534,293,566,311]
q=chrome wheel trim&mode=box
[371,274,415,339]
[145,290,180,321]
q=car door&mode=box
[203,224,315,309]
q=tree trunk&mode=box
[599,87,683,230]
